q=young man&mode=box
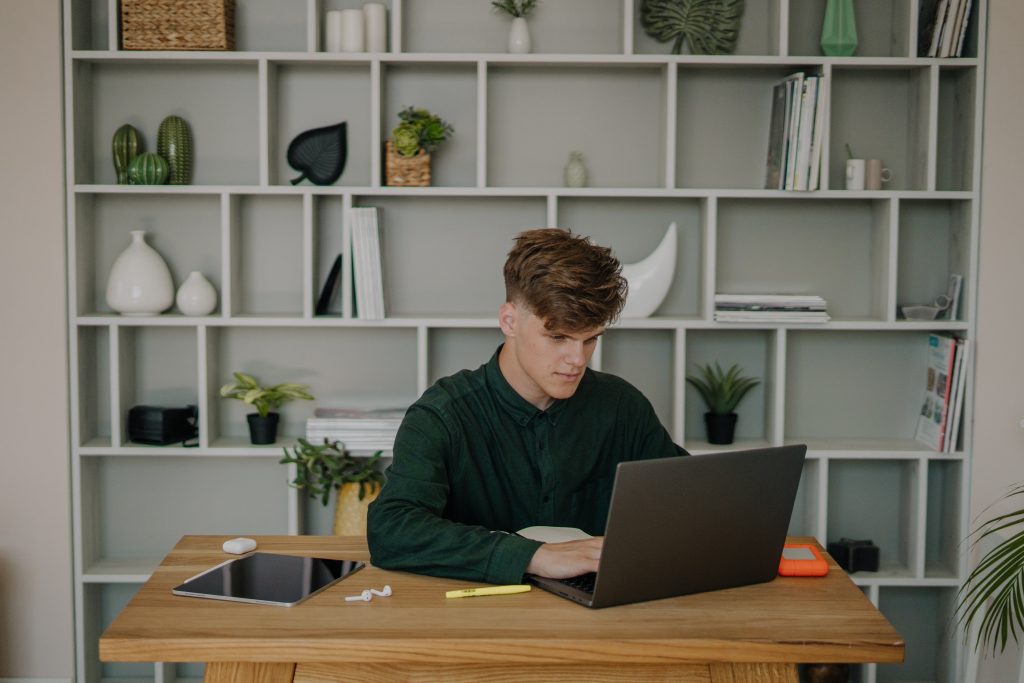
[367,228,687,583]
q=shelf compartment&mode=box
[83,583,149,682]
[829,66,931,191]
[717,198,890,320]
[428,328,504,386]
[488,65,666,188]
[788,1,914,58]
[234,0,309,51]
[272,63,373,186]
[674,65,820,189]
[206,326,418,443]
[68,0,111,51]
[924,459,963,579]
[403,0,622,54]
[631,0,783,57]
[229,195,305,316]
[786,331,927,441]
[876,587,957,683]
[559,197,705,318]
[352,195,545,317]
[897,199,972,321]
[827,459,919,577]
[601,328,676,433]
[683,329,774,444]
[936,66,977,192]
[72,61,260,186]
[382,63,478,187]
[77,326,112,446]
[75,193,222,316]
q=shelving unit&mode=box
[64,1,985,681]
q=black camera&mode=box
[827,538,880,573]
[127,405,198,446]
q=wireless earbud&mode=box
[345,589,373,602]
[370,584,392,597]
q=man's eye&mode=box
[550,336,565,342]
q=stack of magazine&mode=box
[305,407,406,453]
[350,207,385,320]
[914,334,970,453]
[919,0,973,57]
[764,72,827,192]
[715,294,830,324]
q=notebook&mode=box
[526,444,807,608]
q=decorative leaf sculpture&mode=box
[640,0,745,55]
[287,121,348,186]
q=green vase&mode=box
[820,0,858,56]
[112,124,140,185]
[157,115,193,185]
[127,152,169,185]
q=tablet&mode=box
[172,552,364,606]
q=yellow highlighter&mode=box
[445,584,532,599]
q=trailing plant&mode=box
[391,106,454,157]
[491,0,538,18]
[639,0,745,55]
[956,484,1024,655]
[280,438,385,505]
[219,371,314,417]
[685,362,759,415]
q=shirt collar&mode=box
[485,344,569,427]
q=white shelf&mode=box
[82,558,156,583]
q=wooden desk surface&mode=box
[101,535,902,670]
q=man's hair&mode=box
[503,228,627,331]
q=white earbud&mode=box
[370,584,392,597]
[345,589,373,602]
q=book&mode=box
[793,76,819,191]
[942,0,966,57]
[783,72,805,190]
[945,273,963,320]
[764,79,790,190]
[928,0,951,57]
[808,73,828,191]
[941,338,964,451]
[945,339,970,453]
[350,207,385,320]
[917,0,941,57]
[954,0,973,56]
[914,334,958,451]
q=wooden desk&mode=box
[101,535,903,682]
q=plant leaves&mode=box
[287,122,347,186]
[640,0,745,55]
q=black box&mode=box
[827,538,880,573]
[127,405,197,445]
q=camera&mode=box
[827,538,879,573]
[127,405,198,446]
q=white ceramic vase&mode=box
[508,17,531,53]
[363,2,387,52]
[619,222,678,318]
[176,271,218,316]
[340,8,365,52]
[564,151,587,187]
[105,230,174,316]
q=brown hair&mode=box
[503,228,626,331]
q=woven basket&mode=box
[121,0,235,51]
[384,140,432,187]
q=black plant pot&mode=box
[247,412,280,445]
[704,412,738,445]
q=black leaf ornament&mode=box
[287,122,348,185]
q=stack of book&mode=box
[305,407,406,453]
[715,294,830,324]
[350,207,385,320]
[919,0,973,58]
[764,72,827,192]
[914,334,970,453]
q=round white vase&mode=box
[105,230,174,316]
[176,271,218,316]
[508,17,531,54]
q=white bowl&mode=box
[901,305,941,320]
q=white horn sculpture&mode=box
[619,222,677,318]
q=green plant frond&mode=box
[281,439,385,507]
[686,362,759,414]
[232,371,259,388]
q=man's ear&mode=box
[498,302,518,337]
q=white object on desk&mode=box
[222,537,257,554]
[517,526,593,543]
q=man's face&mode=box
[498,302,604,410]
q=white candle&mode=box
[325,10,343,52]
[363,3,388,53]
[340,8,365,52]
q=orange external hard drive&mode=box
[778,543,829,577]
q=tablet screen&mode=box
[172,552,364,606]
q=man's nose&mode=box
[564,341,586,367]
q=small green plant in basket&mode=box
[391,106,454,157]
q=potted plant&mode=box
[219,372,314,445]
[492,0,539,53]
[686,362,760,445]
[384,106,454,187]
[280,438,386,535]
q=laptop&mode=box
[527,444,807,608]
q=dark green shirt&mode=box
[366,346,688,584]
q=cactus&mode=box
[112,124,140,185]
[157,115,193,185]
[127,152,169,185]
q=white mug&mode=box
[865,159,893,190]
[845,159,866,191]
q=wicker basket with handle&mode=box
[121,0,235,51]
[384,139,432,187]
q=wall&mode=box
[0,0,74,679]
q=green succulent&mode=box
[685,362,760,415]
[280,438,385,506]
[392,122,421,157]
[219,371,314,417]
[391,106,454,157]
[640,0,745,55]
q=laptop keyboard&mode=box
[559,572,597,594]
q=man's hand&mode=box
[525,537,603,579]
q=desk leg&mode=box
[204,662,296,683]
[709,663,798,682]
